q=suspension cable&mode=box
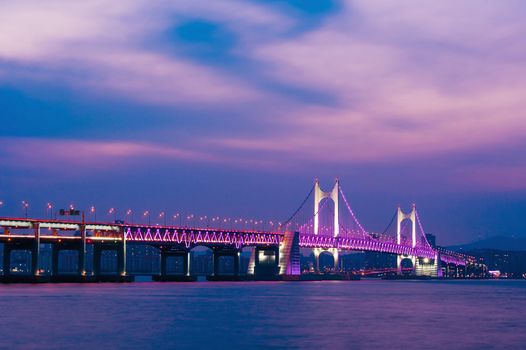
[279,184,315,229]
[381,210,397,235]
[415,208,434,250]
[338,186,367,235]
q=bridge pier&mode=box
[208,247,243,280]
[313,248,321,273]
[278,231,300,276]
[3,241,39,276]
[397,255,416,276]
[92,242,129,282]
[49,239,88,282]
[253,246,279,279]
[333,249,339,272]
[154,248,195,282]
[1,238,41,282]
[313,247,339,274]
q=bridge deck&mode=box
[0,217,466,265]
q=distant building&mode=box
[466,249,526,278]
[426,233,437,248]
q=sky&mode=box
[1,0,525,245]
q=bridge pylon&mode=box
[396,204,417,275]
[313,179,340,273]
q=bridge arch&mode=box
[318,250,336,272]
[398,256,415,275]
[314,179,339,237]
[313,248,339,273]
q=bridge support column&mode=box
[253,246,279,279]
[93,243,129,281]
[247,247,256,275]
[93,245,102,277]
[79,225,86,276]
[160,251,168,276]
[51,244,59,276]
[184,251,191,277]
[32,228,40,276]
[234,251,240,276]
[2,244,11,276]
[313,248,321,273]
[213,251,220,276]
[279,231,300,276]
[117,242,126,276]
[30,244,39,276]
[330,248,339,273]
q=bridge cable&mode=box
[414,208,434,250]
[338,186,367,236]
[380,210,397,235]
[279,184,315,229]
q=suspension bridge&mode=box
[0,179,467,282]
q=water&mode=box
[0,279,525,349]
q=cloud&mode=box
[1,0,526,190]
[236,0,526,163]
[0,0,291,105]
[0,137,279,173]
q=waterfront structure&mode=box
[0,179,466,282]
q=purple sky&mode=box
[1,1,525,245]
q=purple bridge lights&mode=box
[279,179,466,277]
[124,226,280,249]
[0,179,467,283]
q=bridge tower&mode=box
[396,204,442,277]
[396,204,417,275]
[313,179,339,273]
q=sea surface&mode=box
[0,279,525,349]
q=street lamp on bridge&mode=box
[22,200,29,218]
[108,208,116,222]
[186,214,194,227]
[144,210,150,225]
[173,213,181,226]
[89,206,96,221]
[46,203,53,219]
[126,209,133,224]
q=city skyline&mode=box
[1,1,526,245]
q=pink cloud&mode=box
[0,1,289,105]
[238,1,526,163]
[1,0,526,179]
[0,138,280,173]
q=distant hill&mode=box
[447,236,526,252]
